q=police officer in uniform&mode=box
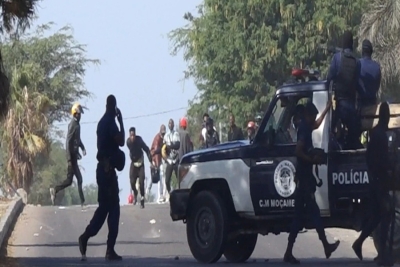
[352,102,394,266]
[327,31,362,149]
[50,103,86,206]
[78,95,125,261]
[358,39,381,109]
[284,102,340,264]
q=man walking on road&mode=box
[126,127,153,209]
[283,102,340,264]
[147,124,167,203]
[164,119,180,200]
[178,117,193,159]
[352,102,394,266]
[227,114,244,141]
[50,103,86,206]
[79,95,125,261]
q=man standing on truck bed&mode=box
[284,102,340,264]
[352,102,394,266]
[126,127,153,209]
[327,31,362,150]
[357,39,381,109]
[227,114,244,141]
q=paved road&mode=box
[0,203,390,267]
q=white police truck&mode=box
[169,69,400,264]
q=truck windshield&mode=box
[262,95,311,145]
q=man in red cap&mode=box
[178,117,193,161]
[247,121,256,141]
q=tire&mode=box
[186,190,229,263]
[223,234,258,263]
[372,191,400,262]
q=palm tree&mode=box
[2,66,53,194]
[0,0,38,118]
[358,0,400,97]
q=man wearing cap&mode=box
[79,95,125,261]
[327,31,362,149]
[147,124,167,203]
[284,102,340,264]
[50,103,86,206]
[178,117,193,159]
[358,39,381,109]
[247,121,256,141]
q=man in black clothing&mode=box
[79,95,125,261]
[284,102,340,264]
[126,127,153,209]
[228,114,244,141]
[352,102,394,266]
[50,103,86,206]
[203,118,220,148]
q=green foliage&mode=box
[28,140,98,206]
[170,0,368,135]
[1,22,100,124]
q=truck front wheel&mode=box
[223,234,258,263]
[372,191,400,263]
[186,190,229,263]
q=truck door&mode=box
[249,93,312,216]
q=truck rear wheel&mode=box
[223,234,258,263]
[372,191,400,263]
[186,190,229,263]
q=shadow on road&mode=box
[9,240,183,248]
[0,256,383,267]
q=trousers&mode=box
[55,157,85,204]
[334,100,362,150]
[82,163,120,250]
[288,187,327,245]
[165,162,178,193]
[358,184,392,261]
[129,161,145,198]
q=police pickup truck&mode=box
[170,69,400,264]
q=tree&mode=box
[170,0,367,135]
[358,0,400,100]
[0,0,39,118]
[0,23,99,194]
[1,23,100,124]
[2,65,53,194]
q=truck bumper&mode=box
[170,189,190,221]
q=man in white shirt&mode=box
[164,119,180,199]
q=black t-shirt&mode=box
[296,119,315,190]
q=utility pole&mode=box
[219,108,223,142]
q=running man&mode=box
[50,103,86,206]
[126,127,153,209]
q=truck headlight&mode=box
[178,164,191,186]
